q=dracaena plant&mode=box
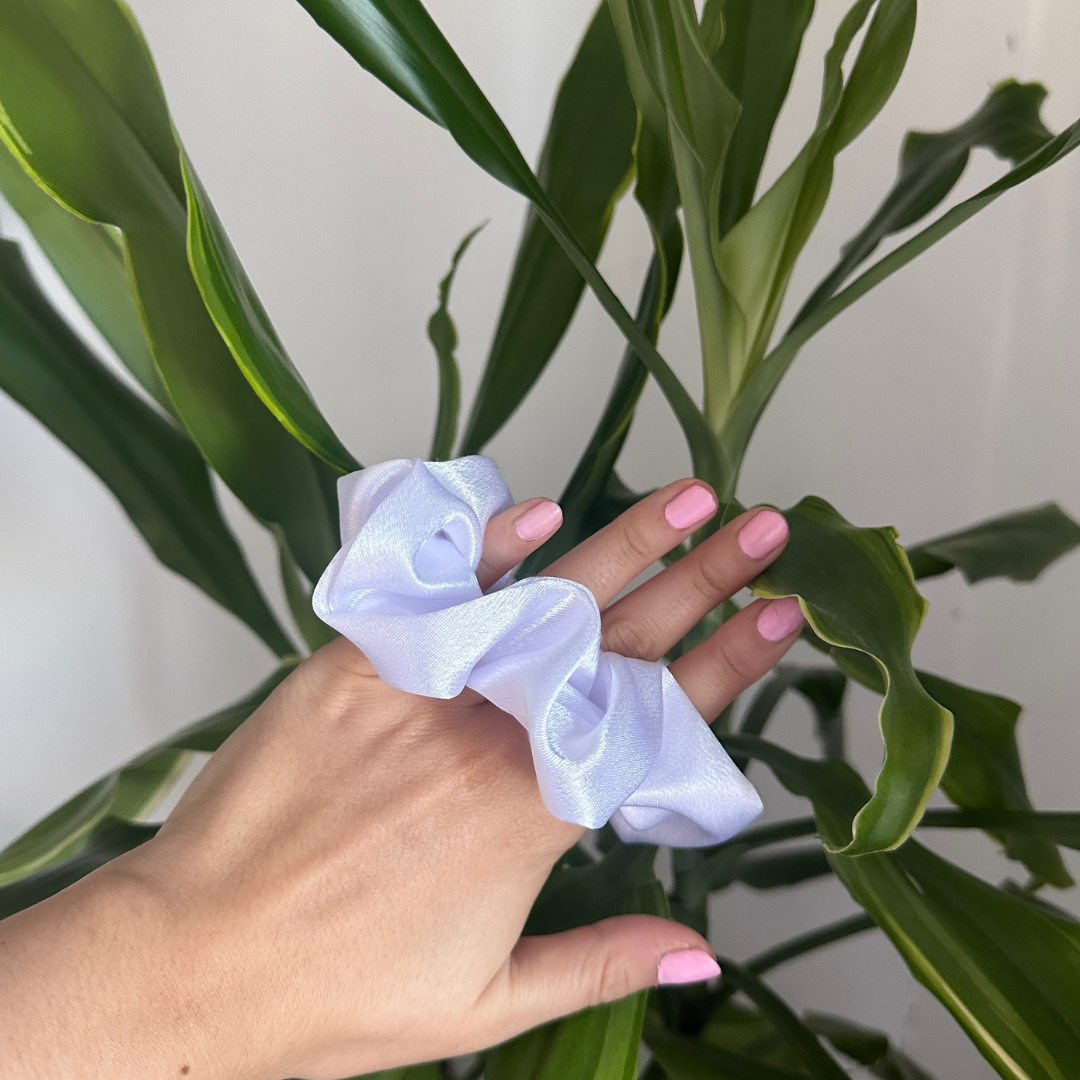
[0,0,1079,1077]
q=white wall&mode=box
[2,1,1079,1075]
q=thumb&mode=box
[488,915,719,1037]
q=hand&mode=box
[0,479,801,1080]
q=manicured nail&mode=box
[657,949,721,986]
[738,509,788,560]
[664,485,717,531]
[757,597,805,642]
[514,499,563,541]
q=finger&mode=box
[485,916,717,1038]
[541,480,718,608]
[668,597,805,722]
[477,498,563,591]
[601,507,789,660]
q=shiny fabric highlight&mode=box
[313,457,762,847]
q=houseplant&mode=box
[0,0,1079,1076]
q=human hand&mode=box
[0,479,801,1080]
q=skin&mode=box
[0,479,800,1080]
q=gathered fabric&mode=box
[312,457,762,847]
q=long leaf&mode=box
[818,639,1072,885]
[718,960,849,1080]
[794,79,1053,324]
[806,1013,938,1080]
[427,223,482,460]
[723,116,1080,472]
[460,2,636,453]
[709,0,815,238]
[0,139,169,409]
[751,497,952,854]
[0,238,293,655]
[726,734,1080,1080]
[646,1028,809,1080]
[919,673,1071,888]
[714,0,915,416]
[0,819,158,922]
[293,0,725,491]
[0,0,341,581]
[182,155,361,473]
[906,503,1080,584]
[613,0,742,415]
[0,660,297,889]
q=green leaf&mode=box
[726,734,1080,1080]
[0,0,340,582]
[427,223,483,460]
[921,809,1080,850]
[715,0,915,415]
[725,116,1080,474]
[182,154,360,474]
[751,497,953,854]
[805,1013,938,1080]
[0,139,169,410]
[109,748,190,822]
[733,846,832,890]
[488,844,665,1080]
[460,2,636,453]
[520,252,675,575]
[795,79,1053,324]
[646,1028,810,1080]
[919,673,1072,889]
[293,0,725,492]
[738,665,847,762]
[697,998,817,1073]
[274,527,339,653]
[0,660,297,893]
[906,503,1080,584]
[611,0,742,418]
[709,0,815,238]
[0,238,294,656]
[0,818,157,922]
[744,913,877,978]
[718,960,849,1080]
[0,775,118,887]
[354,1065,441,1080]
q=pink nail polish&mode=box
[657,949,721,986]
[757,597,805,642]
[514,500,563,541]
[738,509,788,560]
[664,485,717,531]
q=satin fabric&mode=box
[312,457,762,847]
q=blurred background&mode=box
[2,1,1078,1074]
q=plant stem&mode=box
[746,913,876,977]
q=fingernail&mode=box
[657,949,721,986]
[757,597,805,642]
[738,509,788,560]
[514,499,563,541]
[664,485,717,531]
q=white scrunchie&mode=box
[312,457,762,847]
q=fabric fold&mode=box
[313,456,762,847]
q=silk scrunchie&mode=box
[312,457,762,847]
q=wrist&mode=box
[0,845,239,1080]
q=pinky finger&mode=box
[476,498,563,591]
[668,597,804,722]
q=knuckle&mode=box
[710,629,760,689]
[601,614,655,660]
[619,516,659,566]
[593,944,635,1005]
[687,548,737,600]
